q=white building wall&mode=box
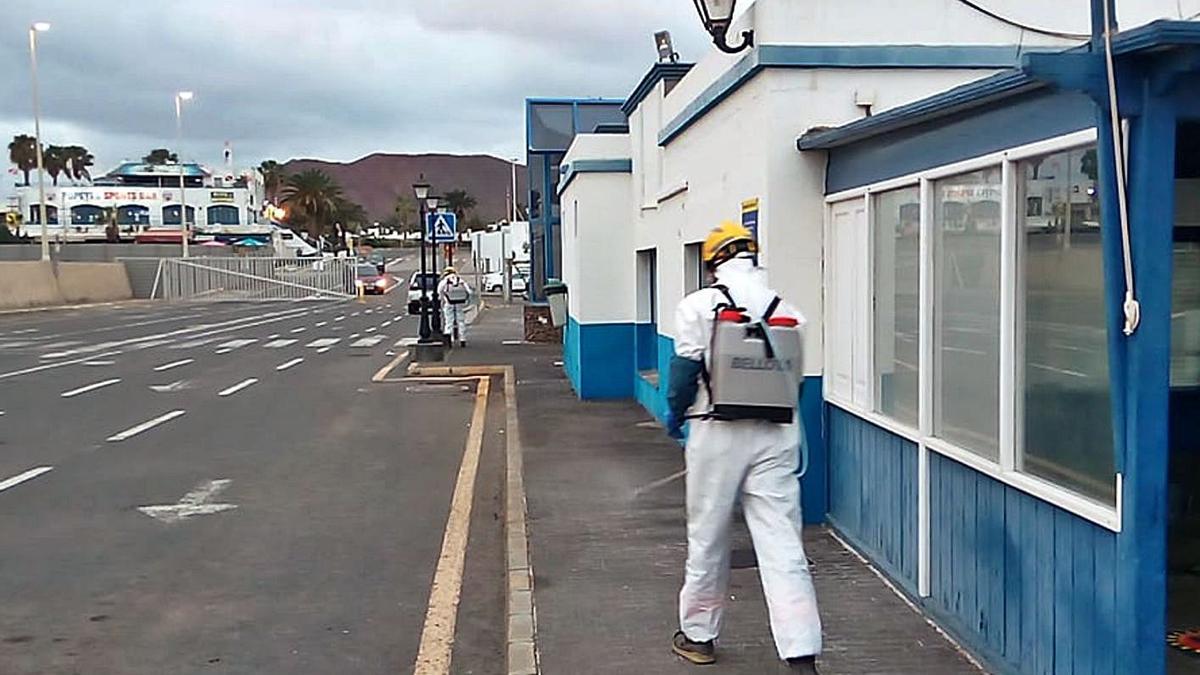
[561,172,634,324]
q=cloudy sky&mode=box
[1,1,710,175]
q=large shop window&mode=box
[873,187,921,429]
[1017,146,1115,503]
[933,167,1002,461]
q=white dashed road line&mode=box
[106,410,187,443]
[351,336,385,348]
[0,466,53,493]
[276,357,304,371]
[154,358,194,372]
[0,351,124,382]
[334,316,346,322]
[306,338,340,349]
[381,321,393,328]
[61,378,122,399]
[315,321,328,327]
[316,347,331,354]
[264,339,299,349]
[290,327,307,334]
[366,327,377,333]
[218,378,259,397]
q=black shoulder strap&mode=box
[711,283,738,309]
[763,296,782,320]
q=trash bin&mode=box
[545,279,568,327]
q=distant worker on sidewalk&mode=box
[665,222,822,673]
[437,266,473,347]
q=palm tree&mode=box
[43,145,67,186]
[442,188,477,224]
[8,134,37,186]
[258,160,286,204]
[143,148,178,165]
[280,169,343,239]
[392,194,418,233]
[64,146,94,185]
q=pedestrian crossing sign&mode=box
[426,212,458,243]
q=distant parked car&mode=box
[482,270,528,295]
[407,271,439,314]
[355,264,397,295]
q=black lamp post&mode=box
[413,178,432,341]
[692,0,754,54]
[427,195,445,340]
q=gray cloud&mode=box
[0,0,709,180]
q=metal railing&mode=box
[153,257,356,301]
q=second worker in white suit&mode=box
[437,266,472,347]
[665,221,822,673]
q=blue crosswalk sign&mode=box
[425,212,457,243]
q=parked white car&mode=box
[482,270,528,294]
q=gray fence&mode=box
[0,242,271,262]
[153,257,356,301]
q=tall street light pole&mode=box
[28,22,51,262]
[427,195,444,340]
[413,179,432,341]
[175,91,194,257]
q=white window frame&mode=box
[823,127,1121,536]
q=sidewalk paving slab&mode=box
[434,302,986,675]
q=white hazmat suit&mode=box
[672,257,822,661]
[437,273,472,343]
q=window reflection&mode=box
[1018,145,1115,504]
[933,167,1002,459]
[873,186,920,428]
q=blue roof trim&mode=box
[797,70,1043,150]
[621,62,695,116]
[798,20,1200,151]
[558,158,632,195]
[658,44,1046,147]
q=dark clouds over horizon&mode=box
[1,1,710,176]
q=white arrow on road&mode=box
[137,479,238,524]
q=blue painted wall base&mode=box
[563,317,635,399]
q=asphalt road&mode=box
[0,276,505,674]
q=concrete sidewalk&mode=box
[437,302,985,674]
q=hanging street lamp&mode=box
[692,0,754,54]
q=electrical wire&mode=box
[951,0,1090,40]
[1100,0,1141,335]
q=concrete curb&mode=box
[406,364,540,675]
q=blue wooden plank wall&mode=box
[826,406,919,593]
[928,452,1118,675]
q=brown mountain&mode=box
[283,153,526,228]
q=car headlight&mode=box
[375,279,387,288]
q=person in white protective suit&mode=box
[437,266,472,347]
[665,221,822,673]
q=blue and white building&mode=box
[545,0,1200,672]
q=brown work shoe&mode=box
[671,630,716,665]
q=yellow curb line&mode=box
[408,363,538,675]
[412,375,491,674]
[370,350,411,382]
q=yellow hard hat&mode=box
[702,220,757,267]
[442,266,457,275]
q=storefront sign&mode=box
[210,190,235,203]
[742,197,760,262]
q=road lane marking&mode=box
[267,334,281,339]
[214,339,257,354]
[31,307,312,360]
[290,327,307,334]
[0,350,124,382]
[334,316,346,322]
[0,466,53,493]
[350,337,385,348]
[264,339,299,348]
[106,410,187,442]
[316,347,331,354]
[413,377,490,674]
[381,321,393,328]
[364,309,374,314]
[371,350,411,382]
[315,321,328,327]
[351,312,361,317]
[149,380,190,393]
[276,357,304,371]
[366,327,377,333]
[306,338,340,348]
[61,378,122,398]
[218,378,259,397]
[84,360,116,366]
[170,337,221,350]
[138,479,238,524]
[154,358,195,372]
[215,348,233,354]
